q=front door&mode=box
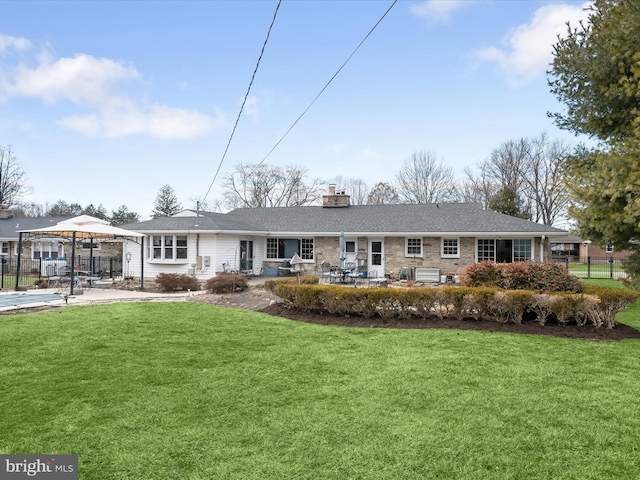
[369,239,384,277]
[240,240,253,272]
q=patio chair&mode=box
[278,259,293,276]
[368,270,388,287]
[346,265,367,286]
[320,262,332,283]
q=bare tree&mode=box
[466,134,571,225]
[395,150,457,204]
[484,138,530,194]
[521,133,571,226]
[222,164,324,209]
[0,146,28,208]
[367,182,399,205]
[329,176,369,205]
[12,201,46,218]
[459,165,498,208]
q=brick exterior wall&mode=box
[257,235,551,279]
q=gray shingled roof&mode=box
[0,217,70,239]
[121,212,262,232]
[123,204,566,235]
[227,204,566,234]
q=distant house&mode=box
[550,235,631,261]
[121,190,567,281]
[0,215,123,261]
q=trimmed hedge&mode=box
[463,260,582,293]
[271,284,638,329]
[263,275,319,292]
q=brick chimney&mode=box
[322,185,350,208]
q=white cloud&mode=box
[0,42,226,139]
[0,34,32,53]
[5,53,140,105]
[475,2,591,84]
[243,95,259,120]
[410,0,469,23]
[58,101,228,139]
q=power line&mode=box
[202,0,282,205]
[252,0,398,169]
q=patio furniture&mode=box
[320,262,332,283]
[368,270,388,287]
[346,265,367,286]
[278,259,294,276]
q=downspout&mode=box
[14,232,22,291]
[540,235,545,262]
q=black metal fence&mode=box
[551,256,628,279]
[1,256,123,290]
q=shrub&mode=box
[156,273,180,291]
[270,283,637,328]
[463,261,581,293]
[264,275,318,292]
[491,290,535,324]
[582,285,639,328]
[156,273,201,292]
[460,287,496,321]
[530,294,554,326]
[463,261,504,288]
[205,273,248,294]
[34,278,49,288]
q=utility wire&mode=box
[202,0,282,205]
[252,0,397,170]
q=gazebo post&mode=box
[89,238,94,274]
[140,239,144,290]
[14,232,23,291]
[70,232,76,295]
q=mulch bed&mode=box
[258,303,640,341]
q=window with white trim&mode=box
[477,238,532,263]
[441,238,460,258]
[406,238,422,257]
[32,241,59,260]
[606,244,614,253]
[266,238,314,260]
[148,235,188,261]
[1,242,8,255]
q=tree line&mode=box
[1,131,572,227]
[219,132,571,226]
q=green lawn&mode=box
[2,300,640,479]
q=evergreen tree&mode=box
[152,184,182,218]
[111,205,140,226]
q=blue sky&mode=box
[0,0,590,219]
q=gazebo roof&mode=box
[19,215,144,240]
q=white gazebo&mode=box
[17,215,145,294]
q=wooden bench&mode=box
[414,267,440,284]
